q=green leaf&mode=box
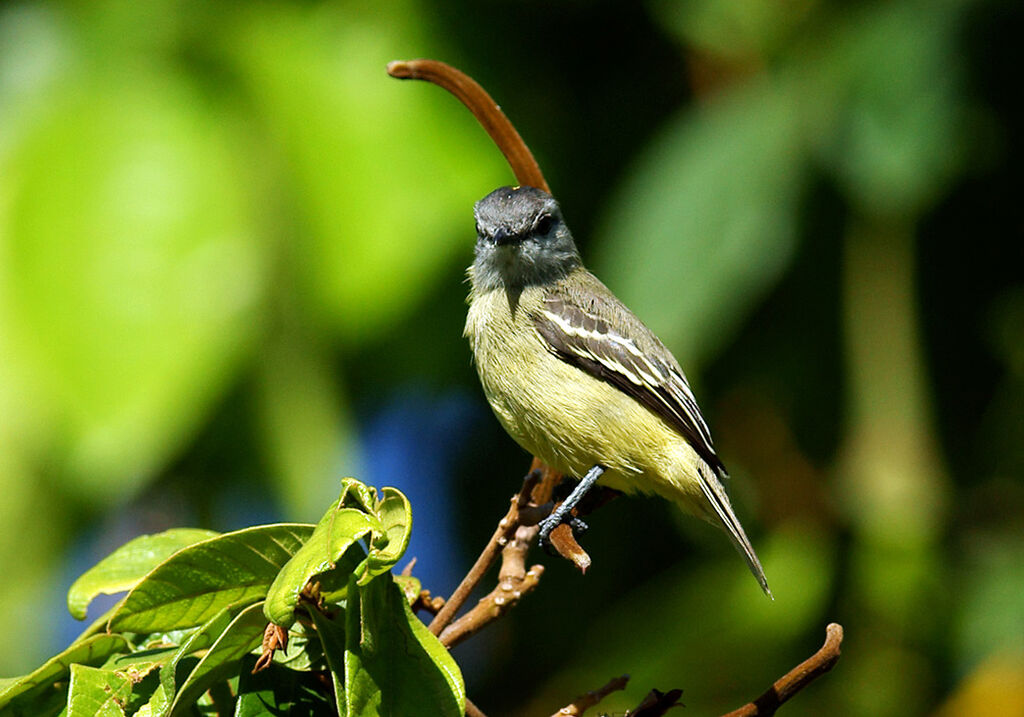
[66,664,132,717]
[264,502,375,627]
[265,622,326,673]
[343,575,464,717]
[0,634,129,714]
[394,575,422,606]
[107,524,313,633]
[358,487,413,586]
[339,477,378,515]
[68,528,220,620]
[166,602,268,717]
[145,606,237,717]
[235,658,336,716]
[306,606,347,717]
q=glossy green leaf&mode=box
[0,634,129,713]
[339,477,378,515]
[264,501,374,627]
[66,664,132,717]
[107,524,313,633]
[145,606,237,717]
[68,529,219,621]
[269,622,325,673]
[306,605,347,717]
[343,575,464,717]
[166,602,268,717]
[359,487,413,586]
[235,658,336,716]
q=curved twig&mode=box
[387,59,550,192]
[551,674,631,717]
[427,470,541,635]
[721,623,844,717]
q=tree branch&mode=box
[721,623,844,717]
[428,469,542,636]
[550,674,630,717]
[439,522,544,648]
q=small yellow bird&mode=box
[464,185,770,595]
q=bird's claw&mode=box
[537,511,588,553]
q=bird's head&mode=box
[470,186,581,292]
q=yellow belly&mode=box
[466,287,707,515]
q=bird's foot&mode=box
[537,511,588,550]
[537,464,604,551]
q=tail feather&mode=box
[696,466,772,598]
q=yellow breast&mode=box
[465,285,707,512]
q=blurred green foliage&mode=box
[0,0,1021,715]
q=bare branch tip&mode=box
[386,60,412,78]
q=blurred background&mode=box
[0,0,1021,714]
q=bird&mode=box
[464,185,770,595]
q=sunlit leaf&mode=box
[68,529,219,621]
[0,634,129,714]
[144,606,237,717]
[166,603,267,717]
[359,487,413,586]
[107,524,313,633]
[343,575,464,717]
[264,501,374,627]
[66,664,132,717]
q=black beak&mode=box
[492,227,513,246]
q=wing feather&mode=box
[534,292,725,475]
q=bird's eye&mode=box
[474,221,483,237]
[535,214,554,235]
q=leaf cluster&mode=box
[0,478,463,717]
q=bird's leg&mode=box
[538,464,605,545]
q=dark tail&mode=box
[696,465,772,598]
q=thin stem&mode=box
[439,523,544,648]
[428,471,540,636]
[550,674,630,717]
[721,623,844,717]
[466,697,488,717]
[387,59,550,193]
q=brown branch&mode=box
[439,522,544,648]
[550,674,630,717]
[387,59,550,193]
[466,697,488,717]
[428,469,541,635]
[412,589,445,616]
[721,623,844,717]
